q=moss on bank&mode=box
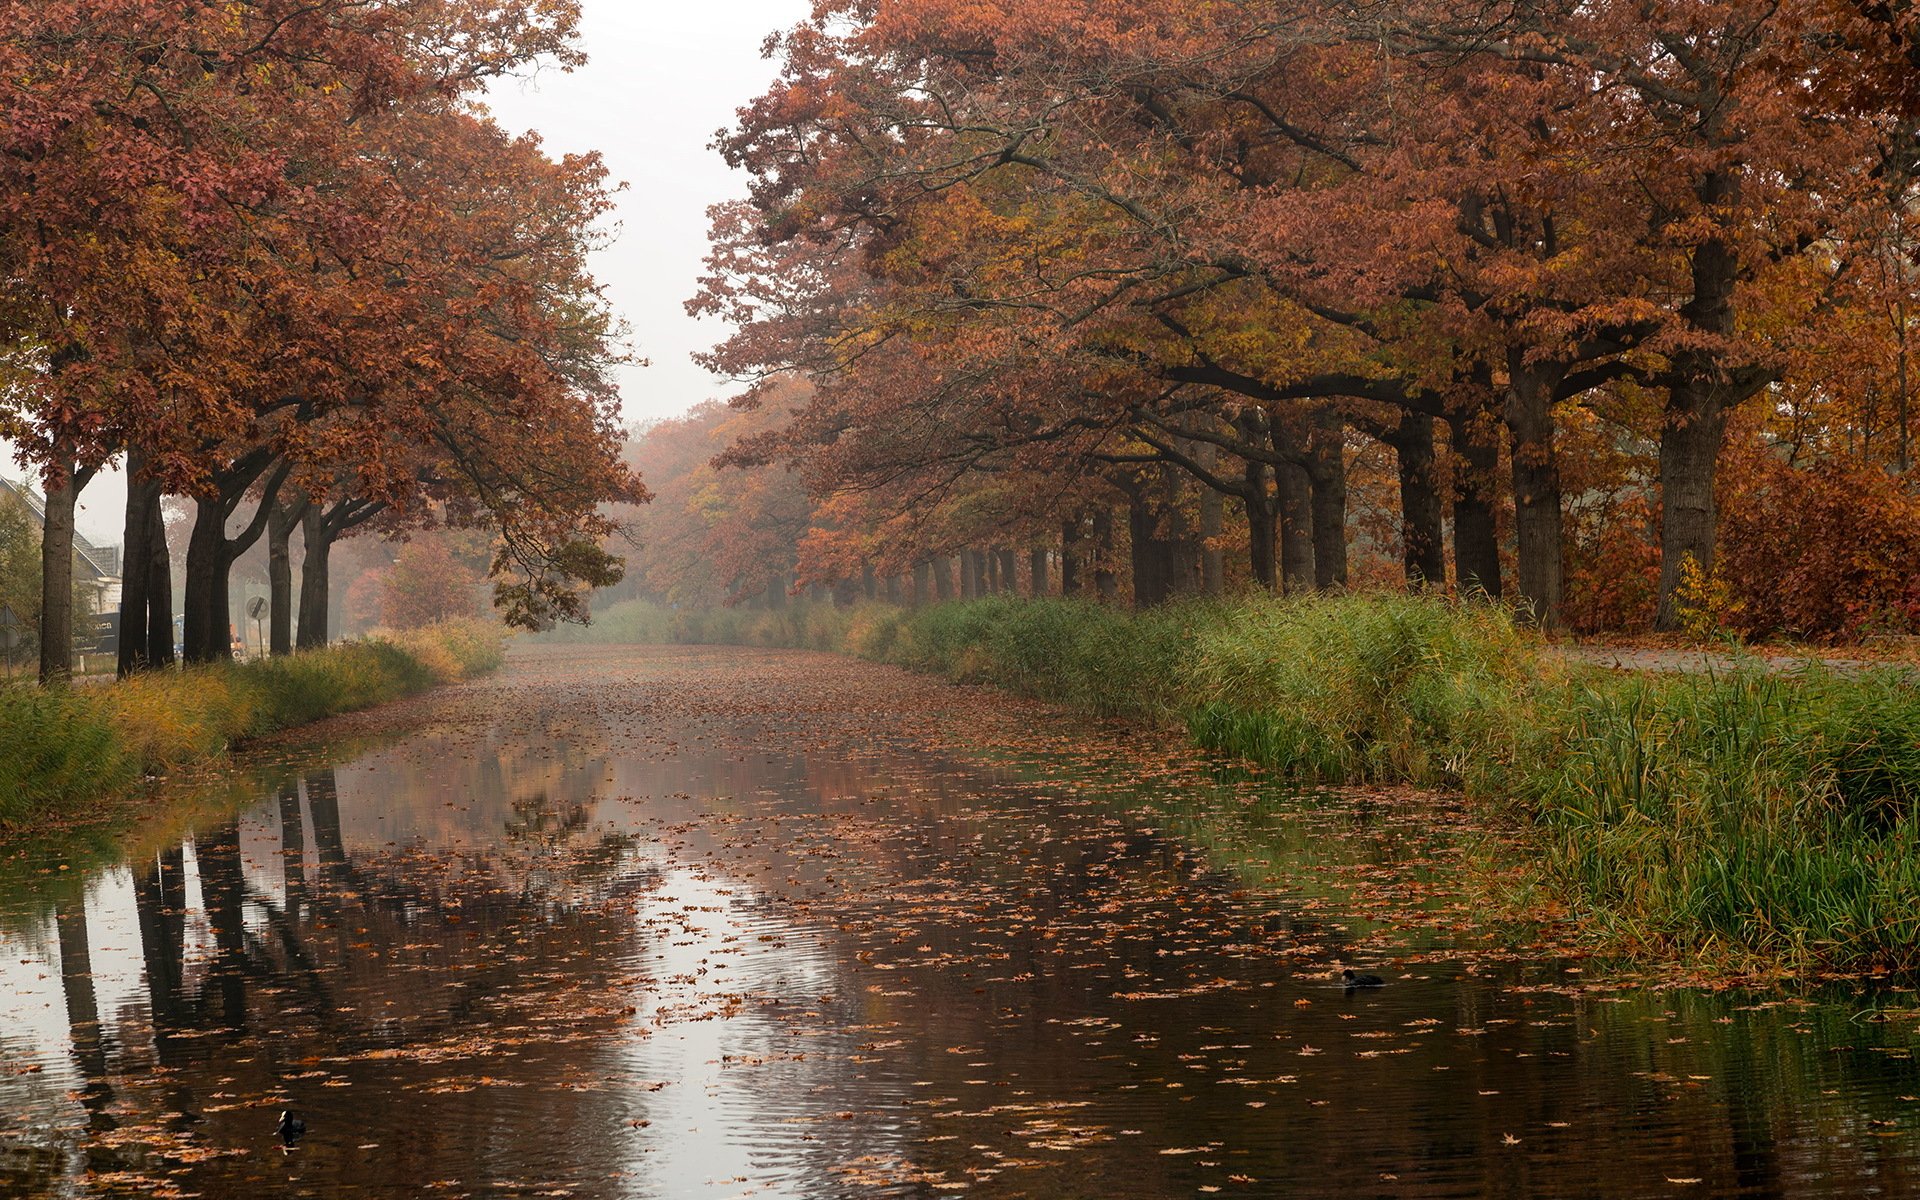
[0,620,504,829]
[551,595,1920,973]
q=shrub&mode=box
[1718,452,1920,640]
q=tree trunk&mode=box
[1446,409,1504,601]
[38,467,84,683]
[861,563,877,601]
[960,550,979,599]
[118,462,157,677]
[883,573,901,603]
[267,498,303,656]
[997,548,1018,595]
[1244,481,1279,591]
[1655,170,1745,631]
[1061,519,1084,596]
[1091,507,1118,601]
[1232,411,1281,591]
[933,556,954,601]
[147,497,174,668]
[1306,408,1348,590]
[913,561,931,605]
[297,504,332,650]
[1390,414,1447,589]
[1272,417,1315,592]
[1655,396,1727,629]
[1505,359,1566,628]
[1029,548,1049,598]
[182,497,233,664]
[1128,485,1170,607]
[1200,477,1225,595]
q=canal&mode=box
[1,645,1917,1198]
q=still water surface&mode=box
[2,645,1918,1198]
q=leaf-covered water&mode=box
[2,645,1917,1198]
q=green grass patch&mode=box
[571,593,1920,974]
[0,619,505,830]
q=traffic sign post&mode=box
[247,595,269,659]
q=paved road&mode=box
[1559,644,1910,676]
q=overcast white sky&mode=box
[10,0,808,545]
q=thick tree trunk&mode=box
[933,556,954,600]
[1505,360,1566,628]
[183,458,286,663]
[38,468,84,683]
[1655,397,1727,629]
[147,498,173,668]
[1446,409,1504,601]
[1234,411,1280,591]
[1244,484,1279,591]
[1029,548,1049,598]
[1306,409,1348,590]
[1271,418,1315,593]
[1090,507,1118,601]
[1128,486,1171,607]
[1390,414,1447,589]
[1200,481,1225,595]
[1061,519,1084,596]
[883,573,901,604]
[297,505,331,650]
[997,548,1017,595]
[960,550,980,599]
[118,462,158,677]
[912,561,931,605]
[861,563,878,602]
[182,497,233,664]
[267,498,303,656]
[1655,172,1745,630]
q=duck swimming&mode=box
[276,1110,306,1146]
[1339,968,1385,988]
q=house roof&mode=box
[0,476,121,580]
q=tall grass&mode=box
[0,619,505,829]
[576,593,1920,973]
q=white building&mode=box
[0,475,123,617]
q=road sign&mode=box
[247,596,269,621]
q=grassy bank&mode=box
[0,620,504,829]
[562,595,1920,974]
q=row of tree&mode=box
[675,0,1920,635]
[0,0,644,682]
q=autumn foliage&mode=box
[627,0,1920,643]
[0,0,644,678]
[1718,452,1920,640]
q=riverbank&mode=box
[0,619,505,829]
[545,596,1920,975]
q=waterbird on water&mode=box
[276,1110,306,1146]
[1339,968,1386,989]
